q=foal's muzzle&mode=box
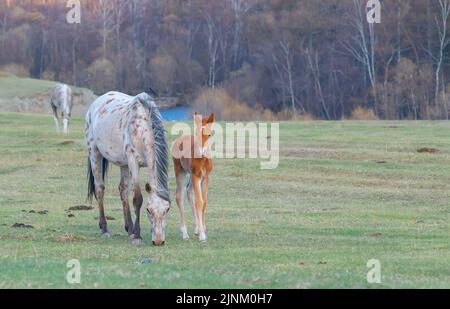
[152,240,165,246]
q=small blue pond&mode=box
[160,106,193,121]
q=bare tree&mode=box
[71,24,78,85]
[206,14,219,88]
[272,39,305,114]
[113,0,129,89]
[0,4,7,50]
[95,0,115,59]
[229,0,258,69]
[306,48,331,120]
[343,0,378,113]
[433,0,450,114]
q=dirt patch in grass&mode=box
[54,233,86,243]
[370,233,383,237]
[417,147,439,154]
[68,205,93,211]
[94,216,115,220]
[12,223,34,229]
[60,140,75,145]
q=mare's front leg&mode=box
[174,163,188,240]
[119,166,134,239]
[128,155,143,246]
[90,149,109,237]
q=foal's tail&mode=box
[87,157,109,202]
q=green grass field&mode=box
[1,113,450,288]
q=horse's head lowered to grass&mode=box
[140,94,171,246]
[145,183,170,246]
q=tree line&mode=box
[0,0,449,120]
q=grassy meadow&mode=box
[1,113,450,288]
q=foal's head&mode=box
[145,183,170,246]
[194,112,215,146]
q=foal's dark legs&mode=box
[119,167,134,238]
[90,150,109,237]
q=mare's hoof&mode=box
[101,232,111,238]
[131,238,143,247]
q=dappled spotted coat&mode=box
[85,91,170,246]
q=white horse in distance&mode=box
[50,83,73,134]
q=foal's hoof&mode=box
[131,238,143,247]
[101,232,111,238]
[181,227,189,240]
[199,232,207,242]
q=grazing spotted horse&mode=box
[50,83,73,134]
[86,91,170,246]
[172,112,215,242]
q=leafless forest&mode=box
[1,0,450,120]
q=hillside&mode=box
[0,73,96,115]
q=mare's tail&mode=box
[87,156,109,202]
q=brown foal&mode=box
[172,112,215,241]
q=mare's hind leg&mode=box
[175,165,188,240]
[186,175,199,235]
[119,166,134,239]
[128,155,143,246]
[90,149,109,237]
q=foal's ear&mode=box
[207,113,216,123]
[145,183,152,193]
